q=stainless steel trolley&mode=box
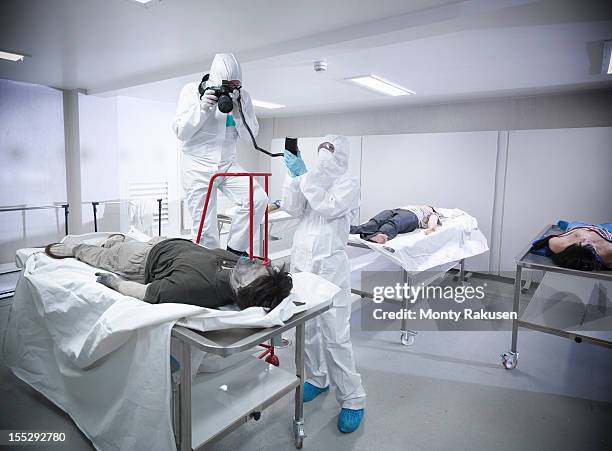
[170,299,331,450]
[502,224,612,370]
[348,240,469,346]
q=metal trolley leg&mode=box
[293,323,306,449]
[400,271,417,346]
[178,340,192,451]
[502,265,522,370]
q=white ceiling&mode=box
[0,0,459,91]
[2,0,611,117]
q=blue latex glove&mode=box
[284,150,307,177]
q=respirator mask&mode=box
[229,257,270,292]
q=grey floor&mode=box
[1,278,611,451]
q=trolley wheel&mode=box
[266,354,280,366]
[293,420,306,449]
[501,351,518,370]
[400,331,416,346]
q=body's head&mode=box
[550,244,605,271]
[548,228,609,271]
[316,134,350,178]
[230,258,293,310]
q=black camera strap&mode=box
[198,74,210,99]
[238,96,283,158]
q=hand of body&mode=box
[424,213,440,235]
[96,272,149,301]
[284,150,307,177]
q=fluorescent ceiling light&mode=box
[126,0,160,5]
[252,99,286,109]
[0,50,25,62]
[346,74,415,96]
[603,40,612,75]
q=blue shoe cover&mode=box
[338,408,364,433]
[303,382,329,402]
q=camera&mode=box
[285,137,299,155]
[205,80,238,114]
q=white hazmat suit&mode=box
[282,135,366,410]
[173,53,267,251]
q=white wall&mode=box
[500,127,612,272]
[255,89,612,275]
[360,132,498,271]
[72,94,183,237]
[0,79,67,264]
[116,96,180,236]
[78,93,120,232]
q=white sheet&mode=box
[349,208,488,273]
[3,249,338,451]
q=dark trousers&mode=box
[350,209,419,241]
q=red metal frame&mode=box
[195,172,272,262]
[195,171,277,364]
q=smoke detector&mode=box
[314,59,328,72]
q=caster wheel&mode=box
[266,354,280,366]
[275,338,292,349]
[400,331,416,346]
[293,420,306,449]
[501,351,518,370]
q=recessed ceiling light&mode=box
[252,99,286,109]
[345,74,415,96]
[0,50,26,62]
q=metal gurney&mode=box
[4,248,336,451]
[349,208,489,345]
[171,299,330,450]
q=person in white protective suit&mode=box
[173,53,267,255]
[282,135,366,433]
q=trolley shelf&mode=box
[519,272,612,347]
[191,356,299,448]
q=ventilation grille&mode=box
[128,181,169,225]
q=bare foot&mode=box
[370,234,388,244]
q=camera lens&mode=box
[217,94,233,113]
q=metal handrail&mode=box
[87,198,163,236]
[0,203,69,235]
